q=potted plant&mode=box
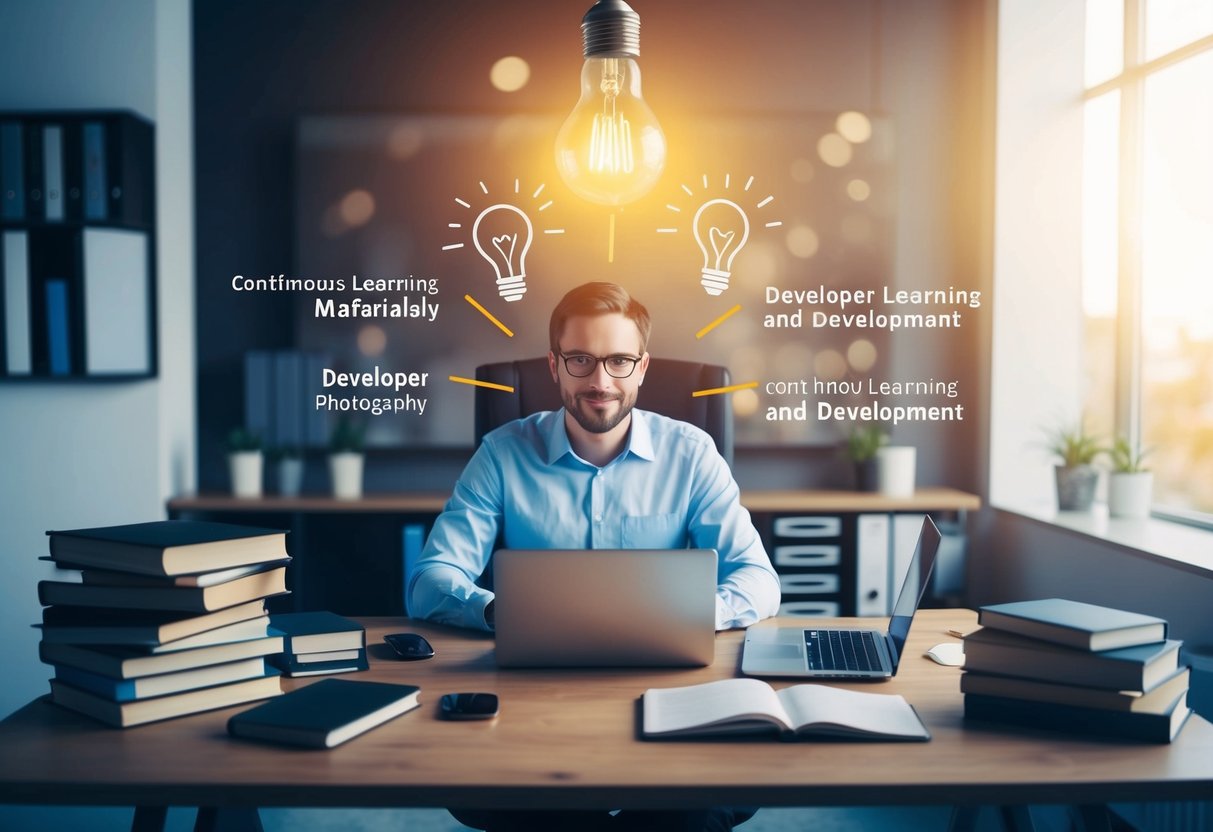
[1046,420,1101,511]
[328,418,366,500]
[226,428,263,499]
[1106,438,1152,519]
[269,445,304,498]
[845,424,889,492]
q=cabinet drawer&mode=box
[779,573,840,595]
[779,600,841,617]
[773,516,842,539]
[773,545,840,568]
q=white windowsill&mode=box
[994,500,1213,577]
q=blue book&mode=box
[978,598,1167,651]
[45,278,71,375]
[53,658,275,703]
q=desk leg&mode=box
[131,806,167,832]
[194,807,264,832]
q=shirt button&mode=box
[594,514,603,523]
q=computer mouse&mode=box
[384,632,435,660]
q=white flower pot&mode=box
[329,452,364,500]
[276,457,304,497]
[1108,471,1153,519]
[228,451,263,499]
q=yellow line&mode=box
[448,375,515,393]
[464,294,514,337]
[695,304,742,339]
[692,381,758,398]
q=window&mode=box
[1082,1,1213,522]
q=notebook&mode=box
[742,516,942,679]
[492,548,717,668]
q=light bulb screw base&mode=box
[581,0,641,58]
[700,269,731,296]
[497,274,527,302]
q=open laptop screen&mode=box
[886,516,942,671]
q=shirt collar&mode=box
[543,408,656,465]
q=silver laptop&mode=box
[493,548,717,668]
[742,516,942,679]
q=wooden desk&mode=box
[1,609,1210,815]
[166,486,981,515]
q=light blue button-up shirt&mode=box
[407,408,780,631]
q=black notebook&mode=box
[227,679,421,748]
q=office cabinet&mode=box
[0,111,156,381]
[745,489,979,617]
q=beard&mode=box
[562,387,637,434]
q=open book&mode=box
[642,678,930,741]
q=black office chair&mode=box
[474,357,734,466]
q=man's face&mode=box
[549,313,650,435]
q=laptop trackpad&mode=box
[749,643,802,661]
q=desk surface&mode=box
[0,609,1208,810]
[167,487,981,515]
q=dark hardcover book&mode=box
[46,519,288,576]
[77,561,289,588]
[40,634,284,679]
[38,566,288,613]
[268,611,365,654]
[53,658,275,703]
[50,674,282,728]
[960,667,1190,714]
[962,628,1182,691]
[227,678,420,748]
[37,599,266,646]
[963,692,1191,743]
[978,598,1167,651]
[268,649,369,678]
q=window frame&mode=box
[1082,0,1213,527]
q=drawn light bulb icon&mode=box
[693,198,750,296]
[472,203,534,302]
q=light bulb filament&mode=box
[491,233,519,274]
[708,227,736,271]
[588,58,634,175]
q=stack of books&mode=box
[961,598,1191,743]
[268,611,368,676]
[37,519,292,727]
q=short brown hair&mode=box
[549,282,652,354]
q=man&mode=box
[410,281,780,631]
[408,282,779,831]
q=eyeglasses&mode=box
[558,352,642,379]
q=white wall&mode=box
[989,0,1087,508]
[0,0,195,724]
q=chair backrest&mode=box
[474,357,734,465]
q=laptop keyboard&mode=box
[805,629,881,672]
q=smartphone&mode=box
[440,692,499,720]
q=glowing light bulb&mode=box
[692,198,750,296]
[471,203,534,302]
[554,0,665,206]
